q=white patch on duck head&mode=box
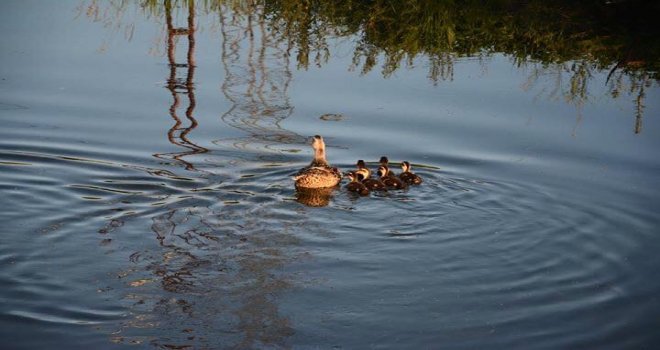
[377,165,389,177]
[356,167,371,179]
[356,168,370,179]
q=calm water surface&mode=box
[1,1,660,349]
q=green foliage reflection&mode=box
[93,0,660,132]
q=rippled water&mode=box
[1,1,660,349]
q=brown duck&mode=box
[294,135,342,189]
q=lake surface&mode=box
[1,1,659,349]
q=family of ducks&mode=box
[294,135,422,196]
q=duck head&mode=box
[357,160,371,177]
[377,165,390,178]
[356,167,371,180]
[379,156,389,166]
[344,171,358,182]
[312,135,325,151]
[401,161,411,172]
[312,135,326,161]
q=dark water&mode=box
[1,1,660,349]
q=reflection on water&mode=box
[100,1,301,348]
[82,0,659,134]
[250,0,658,133]
[1,0,659,349]
[294,186,336,207]
[154,0,208,170]
[116,196,299,348]
[521,60,654,135]
[216,1,306,157]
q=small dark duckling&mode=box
[379,156,401,178]
[378,165,407,190]
[356,168,387,191]
[357,159,369,172]
[399,161,423,185]
[345,171,370,196]
[379,156,389,167]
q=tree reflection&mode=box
[153,0,208,170]
[82,0,658,134]
[254,0,658,133]
[85,1,300,348]
[215,0,306,158]
[78,0,660,346]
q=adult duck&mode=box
[294,135,341,189]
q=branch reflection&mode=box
[215,0,306,158]
[97,2,300,348]
[153,0,208,170]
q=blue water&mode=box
[1,1,659,349]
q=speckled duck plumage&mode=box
[294,135,342,189]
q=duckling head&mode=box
[344,171,357,182]
[356,167,371,180]
[401,161,411,172]
[379,156,389,166]
[377,165,389,178]
[356,159,366,169]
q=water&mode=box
[1,1,660,349]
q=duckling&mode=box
[379,156,389,167]
[294,135,342,189]
[356,159,369,173]
[399,161,423,185]
[379,156,400,177]
[356,160,387,191]
[345,171,370,196]
[356,167,387,191]
[378,165,407,189]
